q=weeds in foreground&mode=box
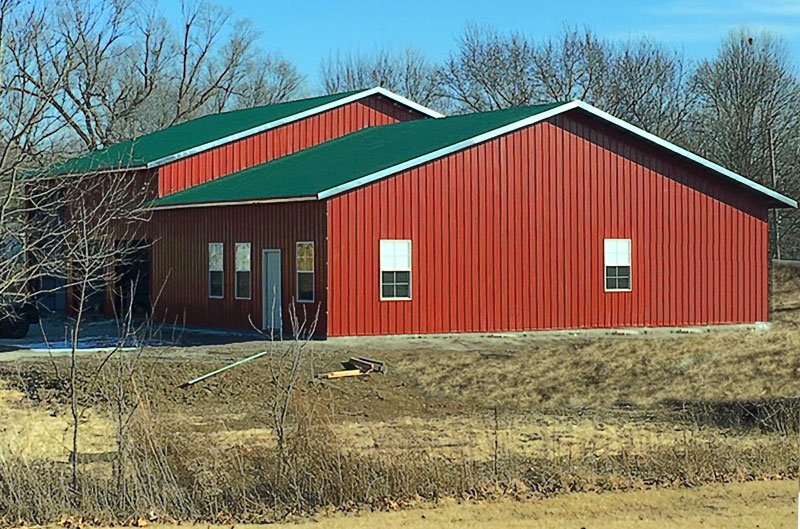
[0,394,796,527]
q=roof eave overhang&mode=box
[316,100,797,209]
[144,87,444,170]
[148,195,317,211]
[48,165,150,177]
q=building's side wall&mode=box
[326,113,770,336]
[157,96,425,197]
[150,201,327,335]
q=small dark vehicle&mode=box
[0,301,39,339]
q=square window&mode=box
[395,283,410,298]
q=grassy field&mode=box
[1,265,800,526]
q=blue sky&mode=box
[163,0,800,90]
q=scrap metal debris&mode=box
[179,350,271,388]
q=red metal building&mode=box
[51,88,437,318]
[146,98,795,337]
[54,89,797,337]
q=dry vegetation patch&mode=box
[0,379,115,462]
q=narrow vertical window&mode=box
[208,242,224,298]
[604,239,631,291]
[380,240,411,300]
[296,242,314,302]
[235,243,251,299]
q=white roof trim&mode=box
[370,87,445,119]
[145,87,443,169]
[149,196,315,211]
[317,100,796,208]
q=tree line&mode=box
[3,1,800,257]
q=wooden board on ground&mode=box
[317,369,365,380]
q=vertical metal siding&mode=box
[150,201,328,335]
[157,96,424,197]
[327,114,770,337]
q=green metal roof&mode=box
[149,98,797,209]
[47,90,368,176]
[150,102,566,207]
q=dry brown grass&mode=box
[0,380,114,462]
[371,266,800,409]
[332,411,780,460]
[110,479,798,529]
[2,265,800,526]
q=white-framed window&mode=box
[296,241,314,302]
[208,242,224,298]
[235,242,251,300]
[604,239,631,291]
[380,239,411,300]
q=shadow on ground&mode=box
[663,397,800,434]
[0,313,265,353]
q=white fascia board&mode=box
[318,99,796,208]
[572,101,797,208]
[317,101,580,199]
[145,87,443,169]
[148,196,316,211]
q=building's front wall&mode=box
[326,112,771,336]
[58,168,159,318]
[150,201,327,335]
[157,96,426,197]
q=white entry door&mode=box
[262,249,282,335]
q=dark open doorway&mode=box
[115,242,151,317]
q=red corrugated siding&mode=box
[150,201,327,335]
[157,96,423,197]
[327,112,770,336]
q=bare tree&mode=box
[442,24,693,140]
[441,24,540,112]
[593,39,694,142]
[321,47,446,111]
[3,0,304,153]
[213,49,303,111]
[529,27,610,104]
[0,0,86,316]
[691,30,800,258]
[2,0,156,476]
